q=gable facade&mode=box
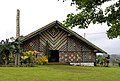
[21,21,106,64]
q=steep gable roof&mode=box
[21,20,107,54]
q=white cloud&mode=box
[0,0,119,55]
[72,23,120,55]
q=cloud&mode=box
[72,23,120,55]
[0,0,119,55]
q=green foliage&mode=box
[0,39,15,65]
[96,54,110,67]
[0,37,24,65]
[9,54,14,63]
[61,0,120,39]
[97,55,104,62]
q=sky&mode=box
[0,0,120,55]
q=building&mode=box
[21,20,107,66]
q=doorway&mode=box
[48,50,59,62]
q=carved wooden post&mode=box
[16,9,20,38]
[15,9,20,66]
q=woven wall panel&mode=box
[22,36,39,51]
[82,52,95,62]
[68,37,83,51]
[82,44,91,51]
[75,39,82,51]
[68,37,76,51]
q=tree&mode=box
[10,37,21,66]
[0,38,22,65]
[0,39,15,65]
[60,0,120,39]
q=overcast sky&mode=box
[0,0,120,55]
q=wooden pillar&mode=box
[15,9,20,66]
[16,9,20,38]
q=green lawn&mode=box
[0,65,120,81]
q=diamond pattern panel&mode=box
[59,52,82,63]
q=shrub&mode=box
[37,56,48,65]
[21,50,38,64]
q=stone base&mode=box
[70,62,94,66]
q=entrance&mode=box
[48,50,59,62]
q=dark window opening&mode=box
[48,50,59,62]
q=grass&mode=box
[0,65,120,81]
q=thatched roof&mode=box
[21,20,107,54]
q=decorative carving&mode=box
[39,27,67,50]
[52,29,55,35]
[29,42,33,46]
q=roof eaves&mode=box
[21,21,57,42]
[21,20,107,54]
